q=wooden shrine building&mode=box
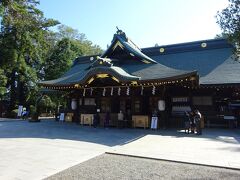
[40,29,240,128]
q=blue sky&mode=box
[38,0,228,49]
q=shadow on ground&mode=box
[0,119,239,147]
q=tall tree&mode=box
[0,69,7,99]
[0,0,59,112]
[44,38,77,80]
[217,0,240,57]
[56,25,103,55]
[44,25,103,80]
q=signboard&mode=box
[151,116,158,129]
[17,105,23,117]
[59,113,65,122]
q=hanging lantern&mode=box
[71,99,77,110]
[103,88,106,96]
[118,87,121,96]
[111,87,113,96]
[158,100,165,111]
[126,87,130,95]
[90,88,93,96]
[83,88,86,97]
[141,86,144,95]
[152,86,156,95]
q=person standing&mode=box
[104,112,110,128]
[194,109,202,135]
[117,110,124,128]
[93,112,100,128]
[189,111,195,133]
[184,111,191,134]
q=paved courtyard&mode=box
[108,128,240,169]
[0,119,239,180]
[0,120,145,180]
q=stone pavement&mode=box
[0,120,145,180]
[108,129,240,169]
[0,117,23,122]
[0,119,239,180]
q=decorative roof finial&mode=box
[116,26,123,34]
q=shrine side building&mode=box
[40,30,240,128]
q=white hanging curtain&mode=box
[110,87,113,96]
[90,88,93,96]
[141,86,144,95]
[83,88,86,97]
[103,88,106,96]
[118,87,121,96]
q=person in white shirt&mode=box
[194,109,202,135]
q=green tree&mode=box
[44,25,103,80]
[217,0,240,57]
[56,25,103,55]
[0,0,59,113]
[44,38,77,80]
[0,69,7,98]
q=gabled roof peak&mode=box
[114,27,141,51]
[102,29,156,64]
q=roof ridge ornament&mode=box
[90,57,113,69]
[116,26,124,35]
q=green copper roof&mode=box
[200,56,240,85]
[40,29,198,87]
[40,58,140,86]
[101,29,157,64]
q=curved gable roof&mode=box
[101,29,156,64]
[40,29,198,87]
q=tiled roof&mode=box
[200,56,240,85]
[142,39,240,85]
[40,30,197,86]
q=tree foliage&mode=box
[0,1,103,116]
[217,0,240,56]
[0,69,7,98]
[44,38,77,80]
[44,25,103,81]
[0,0,59,112]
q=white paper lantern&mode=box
[158,100,165,111]
[71,99,77,110]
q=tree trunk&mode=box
[8,70,17,115]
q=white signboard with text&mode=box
[151,116,158,129]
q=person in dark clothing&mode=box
[184,111,191,134]
[93,113,100,128]
[189,111,196,133]
[104,112,110,128]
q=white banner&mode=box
[17,105,23,117]
[151,117,158,129]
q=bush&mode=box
[29,105,40,122]
[8,109,18,118]
[29,105,36,117]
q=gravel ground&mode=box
[45,154,240,180]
